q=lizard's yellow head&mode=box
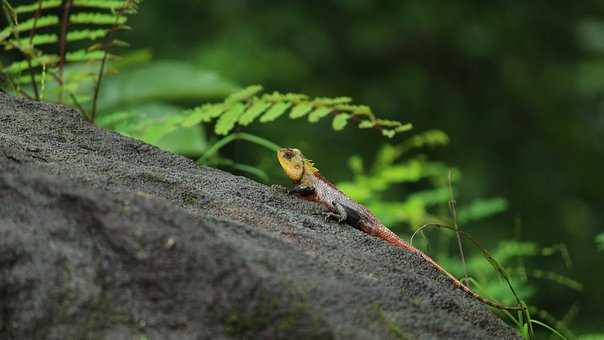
[277,148,306,182]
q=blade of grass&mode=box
[197,132,280,164]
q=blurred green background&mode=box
[2,0,604,337]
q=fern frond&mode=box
[332,113,350,131]
[239,101,271,126]
[181,103,225,127]
[70,12,127,25]
[0,15,59,37]
[307,106,331,123]
[215,103,245,135]
[68,28,109,42]
[13,0,60,14]
[66,48,110,62]
[358,120,374,128]
[72,0,126,10]
[4,54,59,73]
[259,102,291,122]
[182,85,412,137]
[289,103,313,118]
[5,33,57,51]
[225,84,262,103]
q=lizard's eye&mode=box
[283,151,293,159]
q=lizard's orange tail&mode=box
[372,226,523,311]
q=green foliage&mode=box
[0,0,140,120]
[336,130,473,228]
[335,131,578,338]
[183,85,412,137]
[596,233,604,252]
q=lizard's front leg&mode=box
[322,201,348,223]
[288,185,315,197]
[324,201,363,230]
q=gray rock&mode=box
[0,93,519,339]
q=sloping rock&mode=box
[0,93,519,339]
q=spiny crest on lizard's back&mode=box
[304,159,319,174]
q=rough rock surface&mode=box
[0,93,519,339]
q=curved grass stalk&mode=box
[530,319,568,340]
[196,132,280,164]
[411,222,537,337]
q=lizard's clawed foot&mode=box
[314,210,346,223]
[270,184,289,194]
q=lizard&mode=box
[277,147,522,311]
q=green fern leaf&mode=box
[382,129,396,138]
[375,119,402,127]
[4,54,59,74]
[283,93,308,102]
[308,106,332,123]
[0,29,10,42]
[68,29,109,42]
[395,123,413,133]
[358,120,374,129]
[215,103,245,135]
[351,105,373,116]
[181,104,225,127]
[65,49,107,62]
[225,85,263,104]
[289,103,313,118]
[0,15,59,37]
[6,33,58,51]
[13,0,61,14]
[238,101,271,126]
[332,114,350,131]
[70,12,127,25]
[313,96,351,106]
[262,91,288,102]
[259,102,291,122]
[73,0,127,10]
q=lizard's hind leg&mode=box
[321,201,349,224]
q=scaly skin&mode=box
[277,147,522,311]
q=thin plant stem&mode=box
[197,132,280,164]
[90,49,108,122]
[448,169,469,284]
[25,0,44,100]
[91,1,134,122]
[530,320,567,340]
[2,0,32,99]
[58,0,73,103]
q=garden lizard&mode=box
[277,147,522,311]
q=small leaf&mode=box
[289,103,313,118]
[4,54,59,74]
[262,91,287,102]
[70,12,128,25]
[308,106,332,123]
[239,101,271,126]
[283,93,308,102]
[65,49,107,62]
[0,15,59,37]
[225,85,263,104]
[313,96,351,106]
[181,104,224,127]
[73,0,127,10]
[358,120,374,129]
[395,123,413,132]
[332,114,350,131]
[260,102,291,122]
[215,103,245,135]
[351,105,373,116]
[13,0,61,14]
[67,29,109,42]
[382,129,396,138]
